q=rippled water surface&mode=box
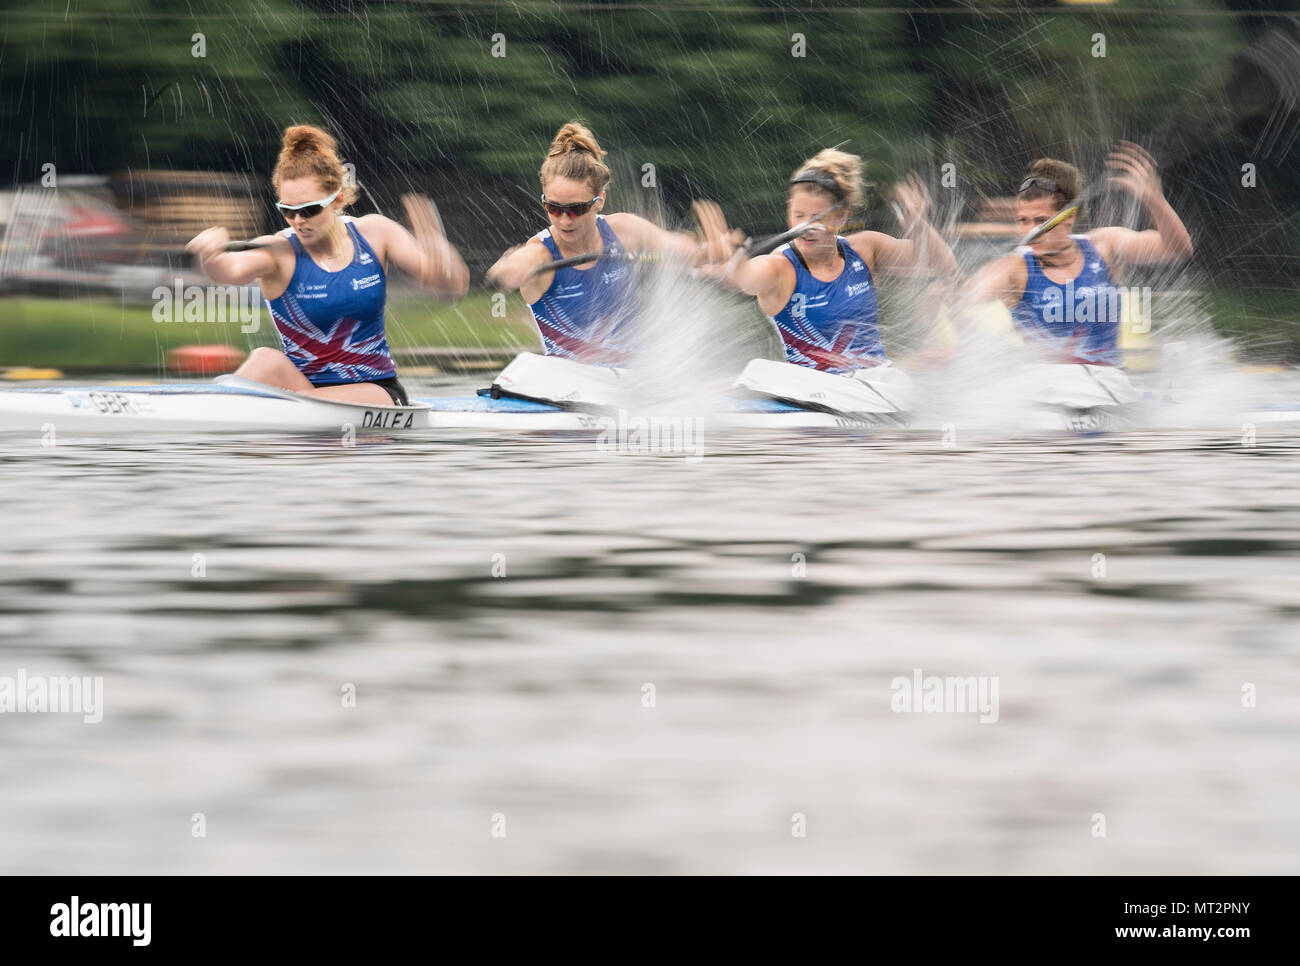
[2,380,1298,874]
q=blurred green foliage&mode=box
[0,1,1296,288]
[0,291,536,370]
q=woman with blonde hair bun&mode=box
[186,123,469,406]
[724,148,956,415]
[487,120,734,369]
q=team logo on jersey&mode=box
[846,282,872,297]
[852,260,864,271]
[359,250,373,265]
[351,274,382,291]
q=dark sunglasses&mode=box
[1018,176,1061,195]
[276,188,341,220]
[541,194,601,218]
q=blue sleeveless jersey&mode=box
[769,237,885,373]
[1011,235,1122,366]
[265,218,396,386]
[528,216,639,365]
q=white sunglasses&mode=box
[276,188,341,219]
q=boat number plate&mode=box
[68,391,155,416]
[360,409,418,430]
[1063,412,1121,432]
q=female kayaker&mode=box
[186,123,468,405]
[486,121,734,366]
[725,148,957,374]
[962,142,1193,365]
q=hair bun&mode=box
[549,122,606,161]
[272,124,357,207]
[540,121,612,195]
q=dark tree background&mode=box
[1,0,1296,287]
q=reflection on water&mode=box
[1,403,1299,873]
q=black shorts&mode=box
[311,377,409,406]
[370,376,409,406]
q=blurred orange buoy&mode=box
[166,344,247,376]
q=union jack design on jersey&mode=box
[528,216,639,366]
[272,300,396,383]
[1011,235,1122,366]
[769,237,886,373]
[265,218,397,386]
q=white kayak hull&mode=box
[0,380,430,435]
[0,381,1296,435]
